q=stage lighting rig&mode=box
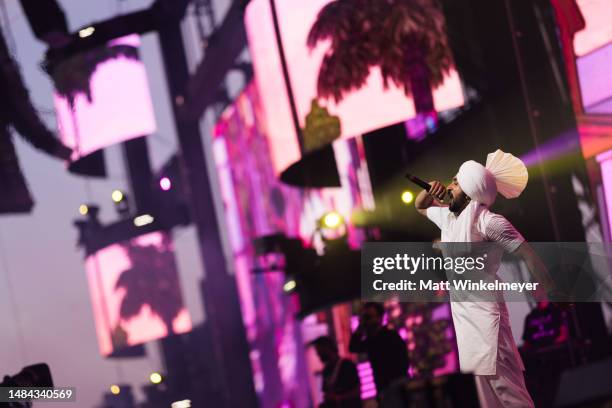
[111,189,130,217]
[133,214,155,227]
[150,154,190,228]
[160,177,172,191]
[171,400,192,408]
[320,211,343,230]
[1,363,53,407]
[73,204,101,247]
[401,190,414,204]
[252,234,317,295]
[1,364,53,388]
[252,231,360,317]
[111,190,124,203]
[102,384,135,407]
[0,24,72,214]
[317,211,349,246]
[149,372,163,385]
[75,204,100,224]
[18,0,70,47]
[42,0,191,74]
[78,204,89,216]
[282,279,297,293]
[78,27,95,39]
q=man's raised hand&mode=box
[428,181,448,202]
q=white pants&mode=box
[474,331,534,408]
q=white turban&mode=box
[456,150,528,206]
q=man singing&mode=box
[415,150,555,407]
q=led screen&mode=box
[576,42,612,114]
[244,0,464,174]
[53,35,157,162]
[573,0,612,115]
[213,81,376,407]
[85,231,191,356]
[573,0,612,57]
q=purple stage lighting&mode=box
[160,177,172,191]
[520,130,581,167]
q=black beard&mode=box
[449,195,469,213]
[449,200,460,213]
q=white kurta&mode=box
[426,201,525,376]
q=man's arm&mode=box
[513,242,556,294]
[415,181,446,217]
[485,214,560,298]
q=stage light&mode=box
[401,190,414,204]
[111,190,125,203]
[321,211,344,230]
[111,190,130,217]
[171,400,192,408]
[149,372,163,384]
[0,363,53,388]
[133,214,154,227]
[160,177,172,191]
[319,211,348,243]
[78,26,95,38]
[283,279,296,293]
[110,384,120,395]
[79,204,89,215]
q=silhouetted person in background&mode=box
[349,303,408,398]
[311,336,361,408]
[520,301,570,407]
[522,301,569,349]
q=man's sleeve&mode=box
[484,213,525,253]
[426,206,448,231]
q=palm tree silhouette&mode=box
[307,0,454,112]
[115,235,184,337]
[49,44,139,109]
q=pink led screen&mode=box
[573,0,612,57]
[596,150,612,238]
[576,43,612,114]
[53,35,157,161]
[85,231,191,356]
[213,81,375,407]
[573,0,612,114]
[244,0,465,174]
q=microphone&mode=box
[405,173,451,204]
[405,173,431,190]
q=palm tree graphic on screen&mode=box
[50,44,139,109]
[114,235,183,339]
[307,0,454,111]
